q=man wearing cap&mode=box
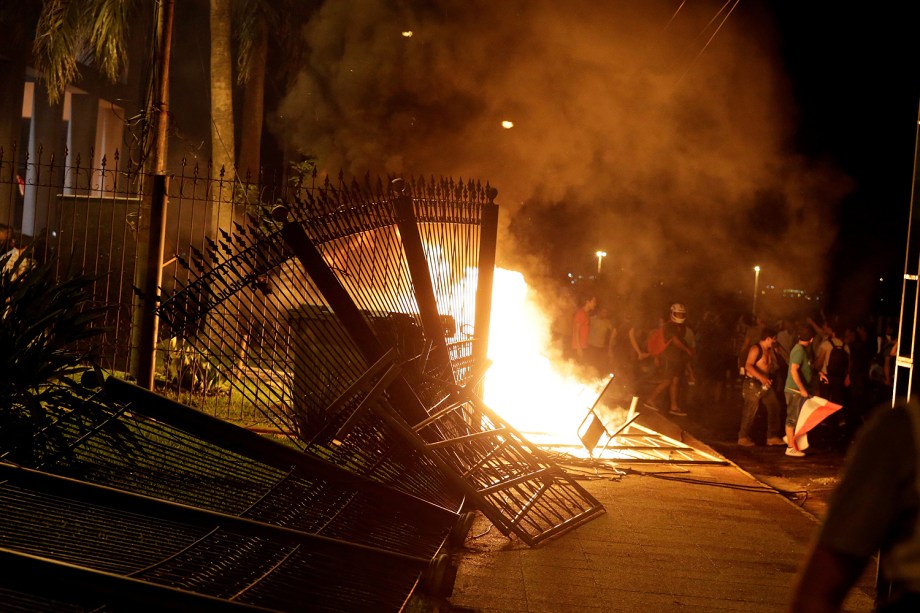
[645,303,694,417]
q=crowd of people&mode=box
[569,295,901,455]
[571,295,920,609]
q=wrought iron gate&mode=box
[156,176,604,546]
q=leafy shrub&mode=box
[0,250,111,464]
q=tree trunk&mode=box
[238,26,267,184]
[209,0,235,237]
[0,56,27,226]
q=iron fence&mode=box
[0,142,315,427]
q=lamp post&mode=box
[595,250,607,276]
[753,265,761,316]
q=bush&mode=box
[0,250,111,464]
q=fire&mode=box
[483,269,609,447]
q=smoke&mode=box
[272,0,850,319]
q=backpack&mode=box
[826,339,849,378]
[646,326,671,357]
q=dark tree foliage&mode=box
[0,250,120,465]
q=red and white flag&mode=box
[792,396,843,451]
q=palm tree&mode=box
[235,0,317,181]
[210,0,235,175]
[31,0,138,105]
[209,0,236,237]
[235,0,271,179]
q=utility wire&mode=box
[674,0,743,86]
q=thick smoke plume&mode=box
[273,0,849,319]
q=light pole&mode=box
[596,250,607,276]
[753,265,761,316]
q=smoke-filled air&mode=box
[272,0,850,315]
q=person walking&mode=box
[784,325,816,458]
[814,320,850,406]
[644,303,693,417]
[737,326,786,447]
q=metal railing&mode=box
[0,143,315,426]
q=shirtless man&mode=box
[737,326,785,447]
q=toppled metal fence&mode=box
[0,145,605,610]
[0,376,464,611]
[0,463,443,612]
[155,178,605,546]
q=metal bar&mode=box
[412,399,467,432]
[281,217,383,360]
[392,189,452,374]
[604,445,696,452]
[0,463,431,567]
[893,99,920,405]
[509,482,550,526]
[103,377,460,518]
[334,363,403,441]
[321,348,397,419]
[370,399,520,541]
[472,198,498,395]
[278,209,431,426]
[525,505,608,546]
[425,428,508,450]
[0,548,273,612]
[588,375,617,413]
[478,467,553,496]
[460,439,511,478]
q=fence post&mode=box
[391,185,452,376]
[473,191,499,395]
[131,174,168,388]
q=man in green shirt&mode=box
[784,325,815,457]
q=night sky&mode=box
[274,1,920,324]
[768,2,920,315]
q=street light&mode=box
[595,250,607,275]
[753,265,761,315]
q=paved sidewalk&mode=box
[447,417,876,612]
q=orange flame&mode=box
[483,269,610,446]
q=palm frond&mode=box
[33,0,138,103]
[32,0,87,104]
[234,0,278,85]
[88,0,134,83]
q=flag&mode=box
[792,396,843,451]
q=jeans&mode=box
[739,378,782,439]
[785,391,806,429]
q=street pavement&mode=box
[446,411,875,612]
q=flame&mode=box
[415,239,618,449]
[483,269,609,447]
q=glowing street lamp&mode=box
[595,250,607,275]
[753,265,761,315]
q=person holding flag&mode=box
[784,325,816,457]
[790,397,920,611]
